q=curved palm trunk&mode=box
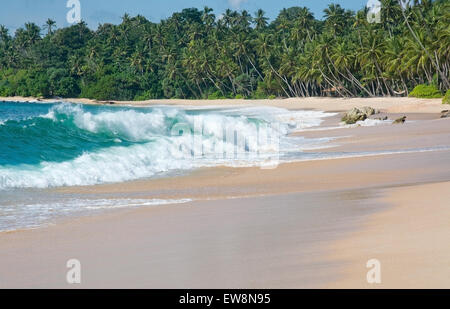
[345,69,374,96]
[399,1,450,89]
[266,57,294,97]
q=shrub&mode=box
[251,90,267,99]
[208,90,225,100]
[443,90,450,104]
[80,76,120,100]
[268,95,276,100]
[409,84,442,98]
[235,94,244,99]
[134,93,149,101]
[55,77,80,98]
[134,90,161,101]
[0,80,13,97]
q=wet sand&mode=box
[0,189,382,288]
[0,98,449,288]
[0,152,448,288]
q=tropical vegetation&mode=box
[409,84,443,98]
[443,90,450,104]
[0,0,448,100]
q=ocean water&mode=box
[0,101,335,231]
[2,101,449,232]
[0,102,336,188]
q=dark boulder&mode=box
[393,116,407,124]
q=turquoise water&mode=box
[0,102,335,189]
[0,101,336,231]
[0,103,136,166]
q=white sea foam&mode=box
[0,104,335,189]
[0,198,192,232]
[281,146,450,164]
[296,117,391,132]
[342,118,391,128]
[217,106,336,131]
[43,104,171,141]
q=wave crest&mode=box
[0,103,334,189]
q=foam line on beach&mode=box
[0,198,193,232]
[285,145,450,163]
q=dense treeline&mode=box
[0,0,449,100]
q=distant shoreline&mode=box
[0,96,445,114]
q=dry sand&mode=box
[0,97,449,288]
[327,181,450,289]
[1,95,447,113]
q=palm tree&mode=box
[223,9,234,28]
[323,4,347,37]
[397,0,449,89]
[0,25,9,44]
[44,19,56,36]
[238,10,252,29]
[201,6,215,27]
[358,32,389,95]
[254,9,268,30]
[381,0,401,37]
[332,40,373,96]
[130,46,146,74]
[295,7,315,42]
[24,23,41,45]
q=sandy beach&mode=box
[0,95,446,113]
[0,97,449,288]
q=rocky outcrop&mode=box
[393,116,407,124]
[341,106,378,124]
[441,110,449,118]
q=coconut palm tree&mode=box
[397,0,449,88]
[254,9,268,30]
[323,4,348,37]
[24,23,41,45]
[0,25,9,45]
[44,19,56,36]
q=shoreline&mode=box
[0,96,446,114]
[1,180,448,288]
[0,97,449,288]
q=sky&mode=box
[0,0,369,33]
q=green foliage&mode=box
[250,91,266,99]
[208,91,225,100]
[134,91,153,101]
[235,94,244,99]
[0,69,51,97]
[81,76,120,100]
[409,84,443,99]
[0,1,449,100]
[268,95,276,100]
[443,90,450,104]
